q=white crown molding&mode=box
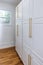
[0,0,21,6]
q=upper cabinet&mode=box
[22,0,33,23]
[16,1,23,61]
[29,0,34,18]
[16,1,23,19]
[23,0,29,21]
[33,0,43,18]
[16,0,43,20]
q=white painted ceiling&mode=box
[0,0,21,6]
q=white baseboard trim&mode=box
[0,41,15,49]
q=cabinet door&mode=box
[18,22,23,59]
[32,18,43,65]
[33,0,43,18]
[23,23,29,65]
[23,23,32,49]
[23,23,32,65]
[16,22,23,59]
[16,23,19,55]
[16,1,23,19]
[23,0,33,23]
[29,0,34,18]
[23,0,29,21]
[16,1,23,60]
[23,48,28,65]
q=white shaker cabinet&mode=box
[31,0,43,64]
[16,0,43,65]
[23,47,29,65]
[22,23,29,65]
[16,1,23,19]
[23,23,30,48]
[16,1,23,60]
[16,21,23,59]
[22,0,29,21]
[33,0,43,18]
[23,0,33,21]
[22,20,32,65]
[31,18,43,65]
[22,0,33,64]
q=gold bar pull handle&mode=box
[17,24,19,36]
[29,18,32,38]
[28,55,31,65]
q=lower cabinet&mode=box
[22,45,32,65]
[16,22,32,65]
[16,21,23,60]
[22,23,32,65]
[23,47,28,65]
[31,18,43,65]
[16,18,43,65]
[23,23,30,48]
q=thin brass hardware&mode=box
[28,55,31,65]
[29,18,32,38]
[17,24,19,36]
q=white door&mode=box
[16,1,23,60]
[16,21,23,59]
[23,0,29,21]
[16,1,23,19]
[23,47,28,65]
[16,23,19,54]
[23,23,30,48]
[23,23,29,65]
[22,0,33,48]
[22,22,32,65]
[33,0,43,18]
[22,0,33,21]
[31,0,43,65]
[18,22,23,59]
[22,0,33,64]
[31,18,43,65]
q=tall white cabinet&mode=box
[32,19,43,65]
[22,0,33,65]
[16,0,43,65]
[16,1,23,60]
[31,0,43,65]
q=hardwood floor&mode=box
[0,47,23,65]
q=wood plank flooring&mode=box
[0,47,23,65]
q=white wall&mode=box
[0,2,16,49]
